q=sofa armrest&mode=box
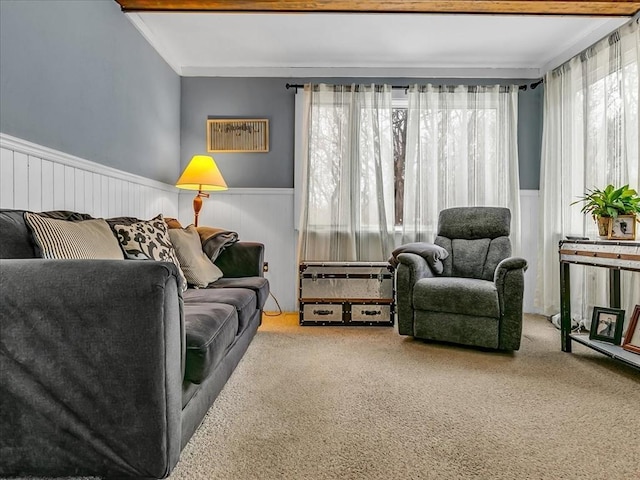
[396,253,436,336]
[214,242,264,278]
[494,257,528,350]
[0,259,183,478]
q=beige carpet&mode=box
[169,313,640,480]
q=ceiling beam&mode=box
[115,0,640,16]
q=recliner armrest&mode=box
[397,252,438,279]
[396,253,437,335]
[494,257,528,282]
[493,256,528,350]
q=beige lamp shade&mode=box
[176,155,228,191]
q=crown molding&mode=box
[541,17,636,73]
[179,66,543,79]
[126,13,183,75]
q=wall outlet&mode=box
[263,262,269,273]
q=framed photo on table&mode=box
[622,305,640,354]
[608,215,636,240]
[589,307,625,344]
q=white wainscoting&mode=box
[0,133,540,314]
[0,133,296,312]
[183,190,541,314]
[0,133,179,218]
[178,189,297,312]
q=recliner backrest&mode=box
[434,207,512,281]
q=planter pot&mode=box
[596,217,611,238]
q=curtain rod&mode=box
[285,83,409,92]
[285,80,543,92]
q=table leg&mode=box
[609,269,621,309]
[560,262,572,352]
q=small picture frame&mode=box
[622,305,640,355]
[608,215,636,240]
[589,307,625,344]
[207,118,269,153]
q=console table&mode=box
[559,239,640,370]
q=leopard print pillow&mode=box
[112,214,187,292]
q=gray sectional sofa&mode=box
[0,209,269,478]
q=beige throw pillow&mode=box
[24,213,124,260]
[169,225,223,288]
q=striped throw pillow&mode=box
[24,213,124,260]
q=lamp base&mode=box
[193,191,210,227]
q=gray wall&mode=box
[517,86,543,189]
[0,0,181,185]
[0,0,542,190]
[181,78,293,188]
[181,77,543,189]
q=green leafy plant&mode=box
[572,184,640,219]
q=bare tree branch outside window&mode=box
[392,108,407,225]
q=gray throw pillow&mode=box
[112,214,187,291]
[169,225,223,288]
[24,212,124,260]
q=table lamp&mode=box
[176,155,228,227]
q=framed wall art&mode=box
[608,215,636,240]
[589,306,625,344]
[622,305,640,354]
[207,118,269,153]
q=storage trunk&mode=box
[299,262,395,326]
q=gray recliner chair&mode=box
[395,207,527,351]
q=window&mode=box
[535,19,638,318]
[296,84,521,261]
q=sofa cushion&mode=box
[413,277,500,319]
[24,213,124,260]
[0,209,93,259]
[111,214,187,291]
[206,277,270,310]
[184,302,238,384]
[183,287,257,334]
[168,225,223,288]
[0,210,35,259]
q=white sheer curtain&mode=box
[536,18,639,327]
[402,85,522,254]
[298,84,395,261]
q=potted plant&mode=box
[572,184,640,238]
